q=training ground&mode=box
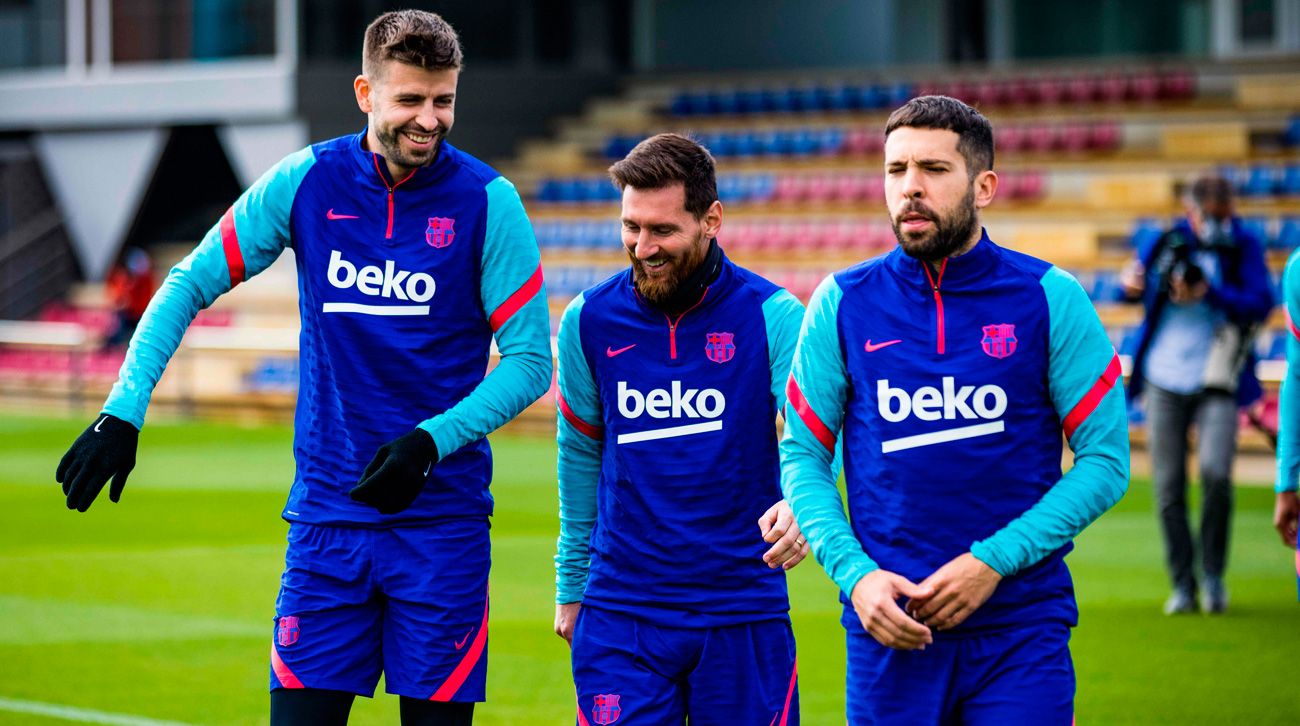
[0,413,1294,725]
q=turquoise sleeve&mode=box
[101,147,315,429]
[762,288,806,409]
[1276,250,1300,493]
[554,294,602,603]
[779,276,878,596]
[971,267,1130,576]
[417,176,554,456]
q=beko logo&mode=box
[324,250,435,315]
[876,377,1007,453]
[615,381,725,444]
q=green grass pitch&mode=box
[1,413,1295,724]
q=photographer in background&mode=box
[1122,175,1274,615]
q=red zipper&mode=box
[922,258,949,354]
[371,153,418,239]
[665,288,710,359]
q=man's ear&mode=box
[354,75,373,114]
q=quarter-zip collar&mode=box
[886,227,998,292]
[348,127,455,191]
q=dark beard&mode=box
[629,235,711,307]
[374,124,443,171]
[892,185,979,263]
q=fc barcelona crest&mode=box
[277,616,300,647]
[705,332,735,364]
[981,324,1017,359]
[426,217,456,248]
[592,694,621,724]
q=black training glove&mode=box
[55,413,139,512]
[349,428,437,515]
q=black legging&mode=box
[271,689,475,726]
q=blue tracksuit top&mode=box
[102,131,553,526]
[554,253,806,626]
[781,231,1129,634]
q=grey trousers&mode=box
[1145,384,1238,593]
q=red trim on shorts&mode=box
[558,391,603,440]
[1062,353,1122,440]
[219,207,244,287]
[489,265,544,332]
[786,375,836,452]
[576,698,593,726]
[270,644,304,689]
[778,656,798,726]
[429,593,490,701]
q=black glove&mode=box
[56,413,139,512]
[349,428,438,515]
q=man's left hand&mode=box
[758,500,810,570]
[907,553,1002,631]
[349,428,437,514]
[1274,491,1300,548]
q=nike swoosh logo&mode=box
[864,339,902,352]
[606,344,636,358]
[423,462,432,477]
[455,628,473,650]
[94,416,107,433]
[326,209,359,220]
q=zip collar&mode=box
[348,127,455,191]
[886,228,999,291]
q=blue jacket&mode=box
[554,253,806,626]
[1127,218,1274,405]
[103,131,553,526]
[781,232,1129,634]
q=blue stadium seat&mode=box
[1283,115,1300,148]
[1277,218,1300,250]
[1242,165,1280,197]
[1281,165,1300,196]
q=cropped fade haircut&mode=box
[1190,175,1234,208]
[885,95,995,177]
[362,9,463,79]
[608,133,718,219]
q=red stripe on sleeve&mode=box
[270,645,304,688]
[488,264,544,332]
[1287,309,1300,341]
[558,391,603,440]
[1062,352,1122,440]
[786,375,836,452]
[430,594,489,701]
[219,207,245,288]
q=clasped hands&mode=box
[849,552,1002,651]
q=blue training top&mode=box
[102,131,553,526]
[554,253,806,627]
[781,231,1129,634]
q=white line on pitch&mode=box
[0,697,196,726]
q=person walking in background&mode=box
[1121,176,1273,615]
[780,96,1128,725]
[53,10,552,725]
[554,133,809,725]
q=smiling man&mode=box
[53,10,551,726]
[779,96,1129,724]
[553,133,810,725]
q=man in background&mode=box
[54,10,551,725]
[1122,176,1273,614]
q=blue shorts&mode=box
[269,520,490,701]
[846,622,1073,726]
[571,605,799,726]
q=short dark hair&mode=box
[608,133,718,219]
[885,95,995,175]
[1190,175,1234,207]
[363,10,462,78]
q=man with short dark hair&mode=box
[54,9,551,725]
[554,133,809,725]
[781,96,1129,724]
[1121,175,1273,615]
